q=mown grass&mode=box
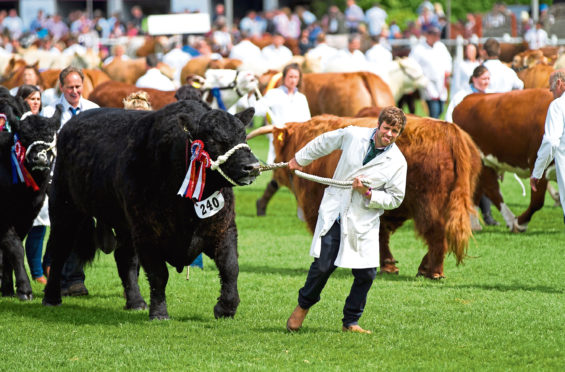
[0,134,564,371]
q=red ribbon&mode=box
[182,140,211,201]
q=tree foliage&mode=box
[311,0,553,29]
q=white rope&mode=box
[210,143,251,186]
[259,161,371,189]
[25,135,57,162]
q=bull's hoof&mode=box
[124,300,148,311]
[214,302,236,319]
[1,290,15,297]
[256,199,266,217]
[42,298,62,307]
[149,313,170,320]
[511,219,528,233]
[17,293,33,301]
[416,271,445,280]
[378,267,399,275]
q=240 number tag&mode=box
[194,191,225,219]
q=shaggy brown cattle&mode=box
[258,71,395,117]
[180,57,242,84]
[250,114,481,278]
[301,72,395,117]
[518,64,554,88]
[512,47,559,70]
[88,81,177,109]
[452,89,553,232]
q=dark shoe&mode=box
[342,324,372,334]
[61,283,89,297]
[34,276,47,285]
[483,215,500,226]
[286,305,309,332]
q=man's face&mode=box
[375,121,402,147]
[62,72,83,107]
[22,68,38,85]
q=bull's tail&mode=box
[445,124,481,264]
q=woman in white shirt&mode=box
[445,64,490,123]
[253,63,312,216]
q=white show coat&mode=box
[253,86,311,163]
[409,40,452,101]
[295,126,407,269]
[135,68,176,91]
[532,94,565,215]
[483,59,524,93]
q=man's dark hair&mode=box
[378,106,407,133]
[146,54,159,68]
[59,66,84,86]
[483,38,500,58]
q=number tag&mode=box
[194,191,225,219]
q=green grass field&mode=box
[1,134,564,371]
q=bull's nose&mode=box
[246,162,261,177]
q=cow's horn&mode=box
[246,125,275,140]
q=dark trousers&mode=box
[426,99,445,119]
[43,248,85,289]
[298,221,377,327]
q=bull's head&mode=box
[178,107,260,187]
[235,70,259,95]
[10,104,62,177]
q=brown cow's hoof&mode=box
[256,199,266,217]
[511,219,528,233]
[379,265,399,275]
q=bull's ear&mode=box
[177,113,198,139]
[235,107,254,126]
[49,104,63,132]
[5,105,20,133]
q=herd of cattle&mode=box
[0,40,563,320]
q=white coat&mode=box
[532,93,565,216]
[295,126,407,269]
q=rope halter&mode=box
[210,143,251,186]
[25,135,57,170]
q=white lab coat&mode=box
[295,126,407,269]
[532,94,565,215]
[483,59,524,93]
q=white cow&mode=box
[202,69,260,111]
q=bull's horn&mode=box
[247,125,275,140]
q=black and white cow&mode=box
[0,89,62,300]
[42,100,259,320]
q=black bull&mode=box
[0,91,62,300]
[42,101,259,320]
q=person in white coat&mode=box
[252,63,311,216]
[409,27,452,118]
[482,38,524,93]
[286,106,407,334]
[531,69,565,221]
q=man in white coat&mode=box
[286,106,408,334]
[531,69,565,221]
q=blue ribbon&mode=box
[210,87,226,111]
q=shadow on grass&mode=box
[0,296,209,325]
[239,264,419,281]
[449,283,563,294]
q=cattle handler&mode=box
[286,106,407,334]
[531,69,565,222]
